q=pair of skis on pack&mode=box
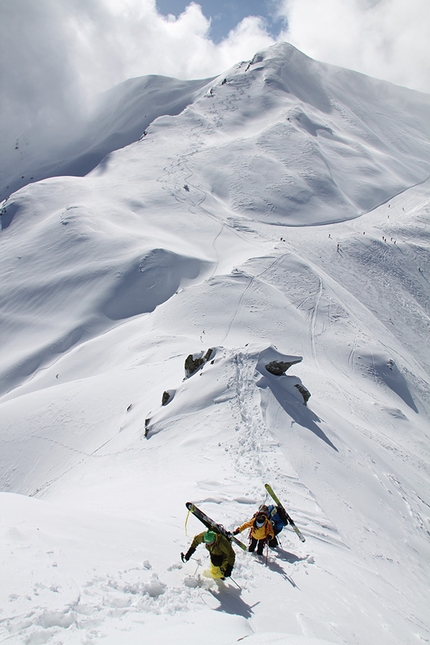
[186,483,305,550]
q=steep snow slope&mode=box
[180,45,430,224]
[0,43,429,645]
[0,74,213,202]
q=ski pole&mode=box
[229,577,242,590]
[181,554,202,574]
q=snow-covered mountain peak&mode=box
[1,43,429,645]
[126,41,430,228]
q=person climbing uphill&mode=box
[267,504,291,547]
[181,530,235,579]
[233,511,274,555]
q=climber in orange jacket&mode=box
[233,511,274,555]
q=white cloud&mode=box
[1,0,428,181]
[0,0,273,161]
[277,0,430,93]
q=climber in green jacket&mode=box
[181,530,235,579]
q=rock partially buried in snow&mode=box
[184,348,214,378]
[265,358,302,375]
[257,346,310,405]
[295,383,311,406]
[162,389,175,406]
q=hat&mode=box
[203,530,216,544]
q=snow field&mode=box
[1,43,429,644]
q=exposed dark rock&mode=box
[162,389,176,406]
[184,354,203,377]
[203,348,213,361]
[295,383,311,405]
[144,418,150,438]
[265,358,302,375]
[184,348,214,377]
[162,391,170,406]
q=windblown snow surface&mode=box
[1,43,429,645]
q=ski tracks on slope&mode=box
[222,351,332,543]
[226,351,270,483]
[309,275,324,373]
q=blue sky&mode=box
[156,0,286,42]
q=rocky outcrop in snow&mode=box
[265,358,303,375]
[184,348,214,378]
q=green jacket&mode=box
[190,531,235,568]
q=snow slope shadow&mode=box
[0,74,213,201]
[102,248,210,320]
[359,353,419,413]
[275,548,308,564]
[265,558,299,588]
[0,201,19,230]
[209,586,257,618]
[257,375,338,452]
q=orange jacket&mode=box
[236,517,274,541]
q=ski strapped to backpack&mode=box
[185,502,247,550]
[264,484,306,543]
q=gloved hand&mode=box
[233,529,240,535]
[223,563,233,578]
[181,547,195,562]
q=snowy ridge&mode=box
[0,74,213,202]
[1,43,429,644]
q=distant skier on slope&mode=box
[233,511,274,555]
[266,504,291,547]
[181,530,235,579]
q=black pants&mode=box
[249,537,266,555]
[210,554,233,578]
[210,554,223,567]
[268,534,279,548]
